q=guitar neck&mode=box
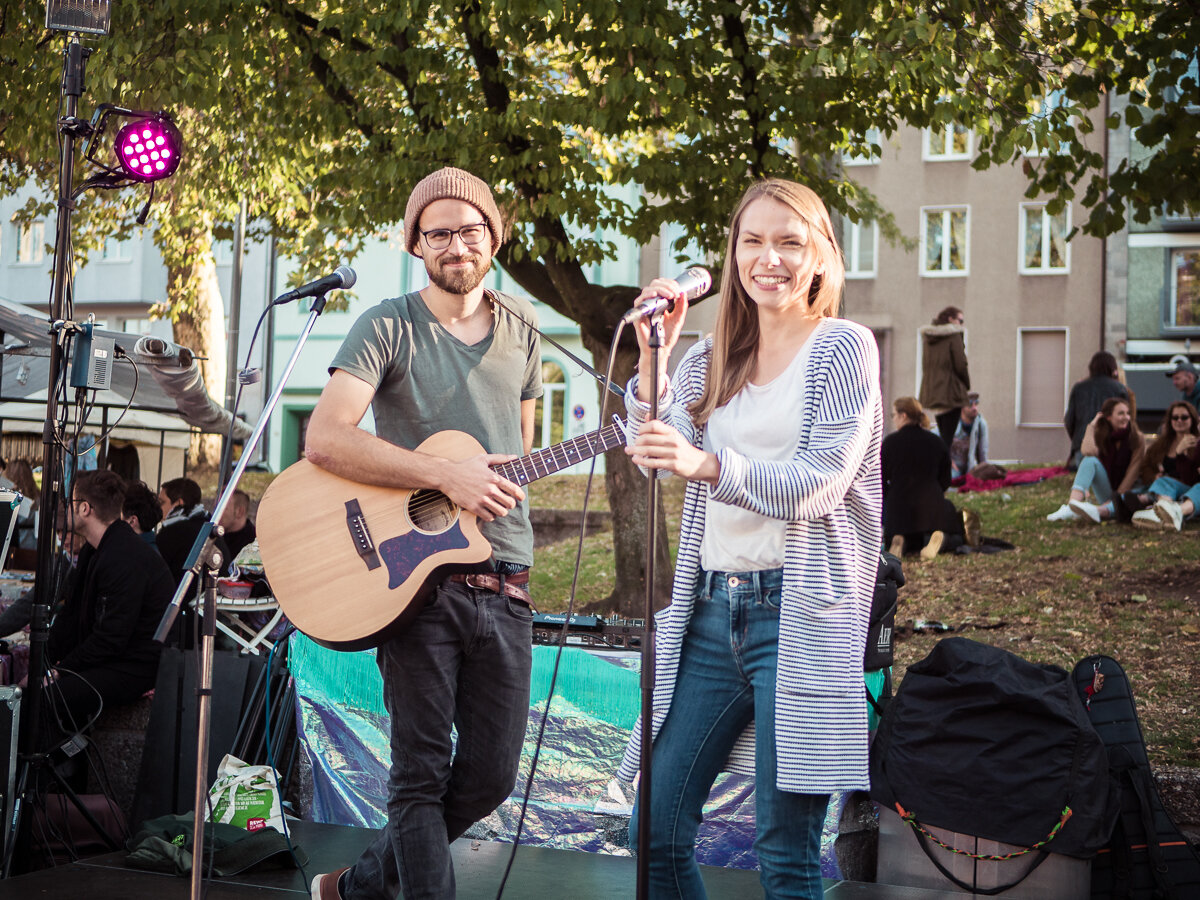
[493,419,627,487]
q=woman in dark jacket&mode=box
[918,306,970,446]
[882,397,952,558]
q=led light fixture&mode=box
[115,115,182,182]
[45,0,112,35]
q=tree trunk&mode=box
[166,240,227,470]
[580,336,673,617]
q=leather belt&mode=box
[447,571,532,605]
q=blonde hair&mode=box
[893,396,930,430]
[690,179,845,425]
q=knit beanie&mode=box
[403,167,503,256]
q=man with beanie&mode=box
[306,167,542,900]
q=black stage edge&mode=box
[0,820,967,898]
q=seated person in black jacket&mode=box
[122,480,163,548]
[37,470,175,746]
[882,397,963,559]
[156,477,228,586]
[218,488,256,569]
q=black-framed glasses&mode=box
[1171,413,1193,422]
[420,222,489,251]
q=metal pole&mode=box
[28,33,90,779]
[636,318,663,900]
[224,197,246,410]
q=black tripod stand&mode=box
[1,35,126,877]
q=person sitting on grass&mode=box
[882,397,954,559]
[1130,402,1200,531]
[1049,397,1144,523]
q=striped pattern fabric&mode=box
[616,319,883,793]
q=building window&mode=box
[843,127,881,167]
[119,317,154,335]
[920,206,969,276]
[1017,328,1068,427]
[843,219,877,279]
[15,221,45,264]
[101,236,132,261]
[533,361,566,450]
[1170,248,1200,328]
[1020,203,1070,274]
[923,125,973,161]
[1023,90,1068,158]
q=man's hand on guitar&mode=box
[442,453,525,522]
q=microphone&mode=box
[621,266,711,324]
[275,266,357,304]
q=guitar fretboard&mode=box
[493,420,626,487]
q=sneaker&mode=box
[312,868,349,900]
[1069,499,1102,524]
[1154,497,1184,532]
[1046,503,1080,523]
[888,535,905,557]
[920,531,944,560]
[1132,509,1165,531]
[963,509,982,546]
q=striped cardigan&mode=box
[616,318,883,793]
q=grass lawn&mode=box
[200,465,1200,770]
[526,469,1200,770]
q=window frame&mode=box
[919,205,970,278]
[14,220,46,266]
[922,124,973,161]
[1018,202,1071,275]
[843,218,878,280]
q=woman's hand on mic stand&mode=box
[630,278,690,403]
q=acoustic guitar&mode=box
[256,418,628,651]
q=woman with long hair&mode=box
[1130,401,1200,531]
[617,179,882,898]
[882,397,952,558]
[1049,397,1145,523]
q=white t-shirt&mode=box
[700,323,822,572]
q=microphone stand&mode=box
[635,314,664,900]
[152,292,330,900]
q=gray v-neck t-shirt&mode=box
[329,290,542,566]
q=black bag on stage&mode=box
[865,551,903,673]
[1072,655,1200,899]
[871,638,1119,881]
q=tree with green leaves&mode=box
[2,1,1193,612]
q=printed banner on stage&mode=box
[289,634,873,875]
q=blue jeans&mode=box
[343,577,533,900]
[1148,475,1200,515]
[631,568,829,899]
[1072,456,1114,502]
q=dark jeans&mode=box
[343,577,533,899]
[934,408,961,446]
[631,569,829,899]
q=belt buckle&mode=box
[465,573,491,591]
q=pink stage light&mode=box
[115,115,182,182]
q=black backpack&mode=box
[871,638,1120,892]
[1072,655,1200,899]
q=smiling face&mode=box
[1168,403,1196,435]
[734,197,822,316]
[1106,401,1131,430]
[417,198,493,296]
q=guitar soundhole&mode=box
[408,489,459,534]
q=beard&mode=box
[425,251,491,295]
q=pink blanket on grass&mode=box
[952,466,1069,494]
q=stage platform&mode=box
[0,820,969,898]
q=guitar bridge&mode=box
[345,498,381,571]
